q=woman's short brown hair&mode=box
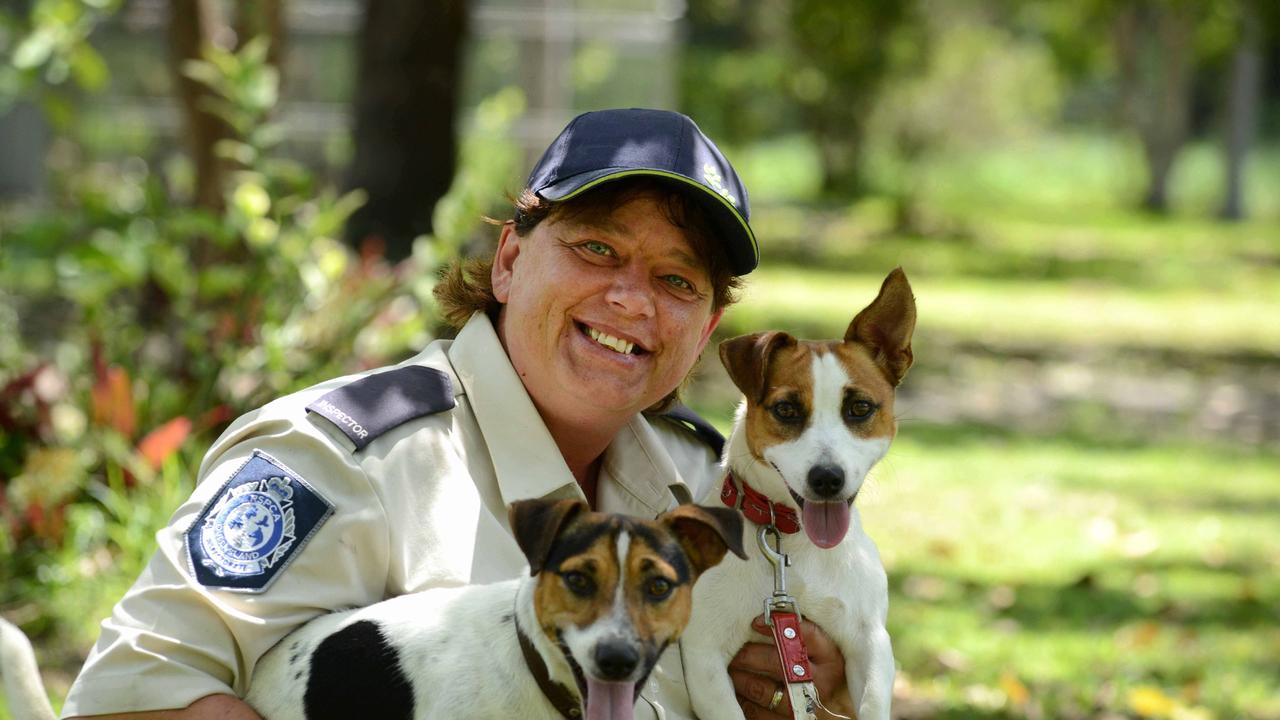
[434,178,744,330]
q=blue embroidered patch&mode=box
[186,450,333,593]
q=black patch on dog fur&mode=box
[541,519,618,573]
[627,524,692,584]
[303,620,414,720]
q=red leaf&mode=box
[195,404,233,433]
[90,366,136,438]
[137,417,193,470]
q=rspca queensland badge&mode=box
[186,450,333,593]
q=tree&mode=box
[1113,0,1196,213]
[342,0,469,263]
[787,0,917,196]
[1219,0,1264,220]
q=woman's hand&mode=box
[729,616,855,719]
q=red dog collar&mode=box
[720,474,801,534]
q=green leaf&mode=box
[12,29,56,69]
[241,66,278,111]
[239,36,271,66]
[68,43,109,91]
[232,182,271,219]
[214,138,258,165]
[181,59,226,94]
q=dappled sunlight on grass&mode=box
[857,424,1280,719]
[726,268,1280,356]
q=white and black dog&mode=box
[1,499,744,720]
[684,268,916,720]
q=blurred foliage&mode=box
[0,32,525,658]
[0,0,120,122]
[685,0,1279,205]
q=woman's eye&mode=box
[663,275,693,291]
[583,241,614,256]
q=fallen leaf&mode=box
[999,671,1030,706]
[1129,686,1177,718]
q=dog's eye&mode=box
[844,399,877,421]
[562,571,595,597]
[645,577,673,601]
[770,401,803,423]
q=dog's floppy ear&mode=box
[846,267,916,386]
[508,498,587,576]
[661,504,746,578]
[719,331,797,404]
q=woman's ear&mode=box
[491,222,520,303]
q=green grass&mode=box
[871,425,1280,719]
[723,268,1280,357]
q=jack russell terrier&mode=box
[683,268,916,720]
[0,499,744,720]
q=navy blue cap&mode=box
[526,108,758,275]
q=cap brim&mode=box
[538,168,758,275]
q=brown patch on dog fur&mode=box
[827,342,900,439]
[533,520,623,638]
[623,532,694,647]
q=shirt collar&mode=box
[447,312,688,515]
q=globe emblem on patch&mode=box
[221,497,282,554]
[200,477,296,578]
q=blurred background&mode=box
[1,0,1278,717]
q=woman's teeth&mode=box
[585,326,636,355]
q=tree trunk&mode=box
[1114,2,1194,214]
[1220,2,1263,221]
[168,0,234,212]
[344,0,469,263]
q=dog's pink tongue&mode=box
[803,501,851,548]
[585,679,636,720]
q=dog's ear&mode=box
[661,504,746,579]
[508,498,587,576]
[719,331,797,404]
[846,267,916,386]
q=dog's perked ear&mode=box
[661,504,747,578]
[846,267,917,386]
[719,331,797,404]
[508,498,587,576]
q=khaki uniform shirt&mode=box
[63,313,721,719]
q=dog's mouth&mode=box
[557,637,643,720]
[784,483,856,550]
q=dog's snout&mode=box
[594,640,640,680]
[807,464,846,498]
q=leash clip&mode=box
[758,524,822,720]
[758,524,799,625]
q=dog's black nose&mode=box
[808,464,845,498]
[594,641,640,680]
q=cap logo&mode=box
[701,163,738,207]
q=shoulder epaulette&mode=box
[657,404,725,459]
[306,366,454,451]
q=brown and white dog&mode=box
[245,499,744,720]
[684,268,916,720]
[0,500,744,720]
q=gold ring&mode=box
[768,688,785,711]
